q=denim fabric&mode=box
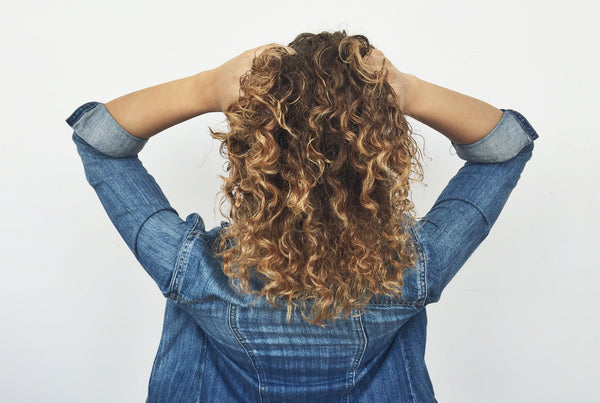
[66,102,538,402]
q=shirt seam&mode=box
[134,207,179,259]
[400,338,417,402]
[505,109,540,141]
[167,213,204,299]
[434,197,492,228]
[65,101,100,127]
[228,303,265,403]
[344,313,368,402]
[409,223,428,307]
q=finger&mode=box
[364,50,386,73]
[253,43,296,58]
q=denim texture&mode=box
[66,102,538,402]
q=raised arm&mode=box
[66,43,295,298]
[364,49,534,163]
[399,73,503,145]
[103,43,294,140]
[369,53,540,305]
[103,71,218,140]
[363,49,502,146]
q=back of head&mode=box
[210,30,424,326]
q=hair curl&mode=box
[209,30,425,326]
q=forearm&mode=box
[104,70,218,140]
[402,74,503,145]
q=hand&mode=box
[207,43,296,112]
[363,49,415,113]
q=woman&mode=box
[66,31,538,402]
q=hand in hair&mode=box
[363,49,415,114]
[207,43,296,113]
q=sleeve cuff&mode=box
[451,108,539,163]
[66,101,148,158]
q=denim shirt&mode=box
[66,102,538,402]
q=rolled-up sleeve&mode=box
[451,108,539,163]
[66,102,148,157]
[417,109,539,304]
[66,101,204,297]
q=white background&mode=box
[1,0,598,401]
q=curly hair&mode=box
[209,30,425,326]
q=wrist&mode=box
[193,70,222,114]
[396,73,420,117]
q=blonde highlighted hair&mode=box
[210,30,425,326]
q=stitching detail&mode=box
[193,328,208,403]
[434,197,491,229]
[167,213,202,299]
[400,339,416,402]
[409,225,428,307]
[342,313,368,402]
[505,109,539,141]
[364,222,429,308]
[228,303,264,403]
[134,207,179,258]
[65,101,100,127]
